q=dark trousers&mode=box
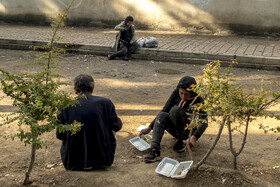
[151,106,195,150]
[110,41,138,59]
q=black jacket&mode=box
[149,88,208,140]
[56,92,122,170]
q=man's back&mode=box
[57,92,122,170]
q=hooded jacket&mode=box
[149,76,208,140]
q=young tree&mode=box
[188,61,280,170]
[0,0,81,184]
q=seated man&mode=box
[56,74,122,170]
[108,16,138,61]
[139,76,208,163]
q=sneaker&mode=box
[173,140,185,153]
[144,148,160,163]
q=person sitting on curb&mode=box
[139,76,208,163]
[56,74,122,170]
[108,16,138,61]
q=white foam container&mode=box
[129,135,151,151]
[155,157,193,179]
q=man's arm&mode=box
[108,100,122,132]
[114,21,125,31]
[149,89,179,129]
[131,25,136,43]
[192,110,208,140]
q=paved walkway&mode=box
[0,24,280,70]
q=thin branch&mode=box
[260,94,280,110]
[46,0,75,85]
[227,120,236,156]
[193,117,226,170]
[236,115,250,156]
[23,143,36,185]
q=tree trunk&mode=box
[193,118,226,170]
[227,121,236,169]
[228,115,250,170]
[233,155,237,170]
[23,143,36,185]
[186,128,193,160]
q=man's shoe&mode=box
[108,54,114,60]
[144,148,160,163]
[173,140,185,153]
[122,55,129,61]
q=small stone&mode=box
[46,164,55,169]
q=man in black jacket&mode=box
[139,76,208,163]
[56,74,122,170]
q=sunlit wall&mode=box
[0,0,279,32]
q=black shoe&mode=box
[173,140,185,153]
[122,55,129,61]
[108,54,114,60]
[144,148,160,163]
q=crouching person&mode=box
[56,74,122,170]
[139,76,208,163]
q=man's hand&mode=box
[189,135,197,146]
[130,40,135,44]
[184,135,197,149]
[139,127,152,137]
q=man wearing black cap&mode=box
[139,76,208,163]
[108,16,138,61]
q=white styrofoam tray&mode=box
[129,135,151,151]
[155,157,193,179]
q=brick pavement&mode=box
[0,24,280,70]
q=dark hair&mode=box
[125,16,134,23]
[177,76,196,90]
[74,74,95,93]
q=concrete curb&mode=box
[0,38,279,71]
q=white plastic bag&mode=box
[144,37,158,48]
[136,38,146,47]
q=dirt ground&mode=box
[0,49,279,187]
